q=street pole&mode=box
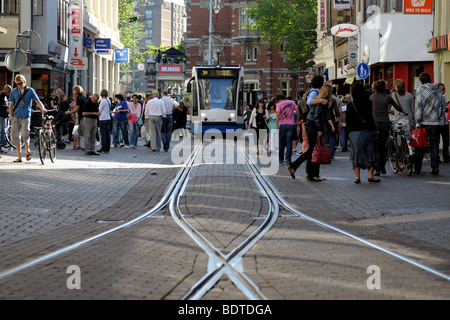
[208,0,213,65]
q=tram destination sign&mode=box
[199,68,239,78]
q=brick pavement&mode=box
[0,136,449,299]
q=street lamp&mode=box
[208,0,221,65]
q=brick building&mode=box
[183,0,309,107]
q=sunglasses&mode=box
[16,82,24,86]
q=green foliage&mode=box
[118,0,146,73]
[247,0,317,71]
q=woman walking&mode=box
[347,82,379,183]
[370,80,407,176]
[248,99,268,154]
[288,84,332,182]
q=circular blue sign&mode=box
[357,62,370,80]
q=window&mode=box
[0,0,19,14]
[32,0,43,15]
[245,46,258,62]
[57,0,69,45]
[280,80,290,97]
[240,8,254,29]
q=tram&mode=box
[186,66,245,134]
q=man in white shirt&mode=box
[160,89,179,152]
[144,90,165,152]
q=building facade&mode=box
[0,0,122,105]
[183,0,309,107]
[314,0,434,94]
[132,0,187,94]
[429,0,450,101]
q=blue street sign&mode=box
[115,49,129,63]
[357,62,370,80]
[94,38,111,50]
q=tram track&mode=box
[0,136,448,299]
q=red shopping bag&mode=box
[409,128,428,148]
[311,136,331,164]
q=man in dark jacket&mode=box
[0,85,12,154]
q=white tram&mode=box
[186,66,245,134]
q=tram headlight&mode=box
[229,112,235,118]
[201,112,207,118]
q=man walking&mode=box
[0,85,12,155]
[160,89,178,152]
[82,93,101,155]
[414,72,447,175]
[8,74,47,162]
[145,90,165,152]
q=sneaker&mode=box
[124,145,130,149]
[1,146,8,153]
[111,144,117,148]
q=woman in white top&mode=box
[98,89,112,153]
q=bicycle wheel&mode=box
[6,124,25,149]
[38,129,46,164]
[401,138,413,176]
[387,136,399,173]
[48,130,56,163]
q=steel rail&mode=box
[0,142,201,281]
[251,163,450,282]
[169,141,273,300]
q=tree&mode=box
[247,0,317,71]
[118,0,146,74]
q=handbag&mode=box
[409,127,428,148]
[311,135,331,164]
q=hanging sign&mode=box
[68,0,87,70]
[331,24,359,37]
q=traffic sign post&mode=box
[357,62,370,80]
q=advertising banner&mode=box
[68,0,87,70]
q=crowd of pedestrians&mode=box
[246,72,449,183]
[0,79,188,159]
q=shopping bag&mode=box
[409,128,428,148]
[311,136,331,164]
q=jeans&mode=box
[0,116,6,147]
[113,118,129,146]
[278,124,296,163]
[324,122,338,156]
[149,115,162,151]
[128,122,138,147]
[83,117,97,153]
[290,127,320,179]
[414,125,440,171]
[161,115,173,151]
[374,122,390,171]
[99,120,111,152]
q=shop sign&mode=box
[404,0,432,15]
[319,0,326,31]
[430,34,449,52]
[331,24,359,37]
[48,41,62,55]
[159,64,182,74]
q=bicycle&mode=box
[386,114,414,176]
[34,112,57,164]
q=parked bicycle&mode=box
[387,114,414,176]
[34,111,57,164]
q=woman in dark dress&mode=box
[347,82,380,183]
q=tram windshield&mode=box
[198,78,237,110]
